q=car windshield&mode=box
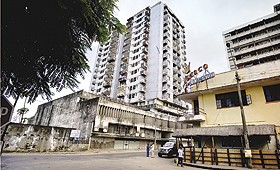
[163,142,174,147]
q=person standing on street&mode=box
[177,146,183,167]
[151,143,155,158]
[146,143,149,157]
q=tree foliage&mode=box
[1,0,126,103]
[17,107,29,124]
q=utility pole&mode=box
[154,116,157,150]
[226,43,252,168]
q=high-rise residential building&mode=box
[223,3,280,70]
[89,2,188,108]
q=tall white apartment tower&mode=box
[223,3,280,70]
[89,2,188,107]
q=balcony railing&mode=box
[140,70,147,76]
[119,69,127,75]
[103,81,112,87]
[118,76,127,82]
[140,79,146,84]
[139,87,146,92]
[141,62,147,69]
[142,55,148,61]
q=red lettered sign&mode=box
[1,96,14,127]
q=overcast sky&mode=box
[10,0,279,121]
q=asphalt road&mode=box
[1,151,202,170]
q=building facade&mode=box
[89,2,188,108]
[30,90,191,150]
[223,3,280,70]
[176,60,280,149]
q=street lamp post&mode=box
[226,42,252,168]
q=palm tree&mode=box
[17,107,29,124]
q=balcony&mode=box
[178,114,206,122]
[118,76,127,82]
[145,11,150,16]
[163,68,169,75]
[143,40,149,47]
[142,47,148,55]
[122,49,129,56]
[162,94,169,100]
[139,95,145,101]
[117,85,126,95]
[173,75,180,82]
[106,63,115,69]
[163,60,169,67]
[141,55,148,61]
[163,53,170,59]
[236,48,280,65]
[141,62,147,69]
[105,68,113,75]
[92,80,96,85]
[144,29,149,34]
[124,37,131,43]
[174,91,179,96]
[140,70,147,76]
[162,86,169,92]
[145,23,150,28]
[121,56,128,62]
[103,81,112,87]
[173,68,180,74]
[140,79,146,84]
[163,45,170,51]
[119,69,127,75]
[143,34,149,41]
[162,77,169,82]
[107,56,115,62]
[104,75,112,81]
[139,87,146,92]
[163,32,170,38]
[91,87,95,91]
[164,19,170,25]
[109,45,117,52]
[145,17,150,22]
[173,99,182,106]
[117,91,125,97]
[163,39,170,44]
[102,88,111,96]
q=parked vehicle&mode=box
[158,141,177,157]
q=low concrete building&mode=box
[30,90,190,150]
[175,60,280,149]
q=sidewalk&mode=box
[183,162,270,170]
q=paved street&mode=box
[1,150,202,170]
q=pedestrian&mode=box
[151,143,155,158]
[177,146,183,167]
[146,143,149,157]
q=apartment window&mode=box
[132,55,139,60]
[131,69,138,75]
[263,84,280,102]
[215,90,248,109]
[131,62,139,67]
[130,77,137,83]
[137,13,142,18]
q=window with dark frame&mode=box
[215,90,248,109]
[263,84,280,102]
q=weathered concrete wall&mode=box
[3,123,89,152]
[31,90,99,140]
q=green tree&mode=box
[1,0,126,104]
[17,107,29,124]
